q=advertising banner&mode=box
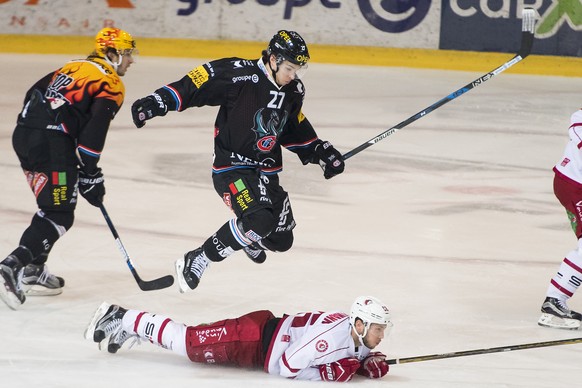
[440,0,582,56]
[0,0,440,49]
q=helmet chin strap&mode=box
[104,51,123,73]
[268,56,283,87]
[353,322,369,347]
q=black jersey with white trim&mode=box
[154,57,319,174]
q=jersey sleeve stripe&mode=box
[282,137,318,150]
[163,85,183,111]
[77,145,101,158]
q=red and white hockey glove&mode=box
[318,357,361,382]
[357,352,389,379]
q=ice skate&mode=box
[22,263,65,296]
[85,302,128,345]
[0,255,26,310]
[538,297,582,330]
[175,248,209,293]
[107,328,139,354]
[243,244,266,264]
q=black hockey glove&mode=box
[314,140,345,179]
[78,168,105,207]
[131,92,168,128]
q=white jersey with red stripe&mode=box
[554,109,582,183]
[264,311,371,380]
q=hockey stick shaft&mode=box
[99,204,174,291]
[385,337,582,365]
[341,9,536,161]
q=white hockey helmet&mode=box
[350,296,391,339]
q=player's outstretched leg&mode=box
[538,297,582,330]
[0,255,26,310]
[22,264,65,296]
[175,248,210,292]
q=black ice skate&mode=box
[538,297,582,330]
[175,248,210,293]
[85,302,128,345]
[0,255,26,310]
[243,244,266,264]
[22,263,65,296]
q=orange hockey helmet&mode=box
[95,27,137,56]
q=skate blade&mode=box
[23,284,63,296]
[538,313,581,330]
[84,302,112,341]
[174,258,189,294]
[0,277,24,310]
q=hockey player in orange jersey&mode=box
[0,27,137,310]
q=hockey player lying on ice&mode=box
[85,296,392,382]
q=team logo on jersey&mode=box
[257,136,276,151]
[315,339,329,352]
[252,108,288,152]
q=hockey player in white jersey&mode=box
[85,296,392,382]
[539,109,582,330]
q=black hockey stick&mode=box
[99,204,174,291]
[385,336,582,365]
[341,8,536,161]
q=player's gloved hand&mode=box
[131,92,168,128]
[314,140,345,179]
[318,357,361,382]
[78,168,105,207]
[357,352,389,379]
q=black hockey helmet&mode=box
[266,30,310,67]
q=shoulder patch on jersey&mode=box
[188,65,210,88]
[231,59,255,69]
[321,313,347,324]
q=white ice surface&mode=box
[1,54,582,387]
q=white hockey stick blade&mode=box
[522,8,537,33]
[538,313,581,330]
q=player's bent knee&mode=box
[264,231,294,252]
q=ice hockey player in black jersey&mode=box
[131,30,345,292]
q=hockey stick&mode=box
[385,336,582,365]
[341,8,536,161]
[99,204,174,291]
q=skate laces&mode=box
[37,265,56,285]
[115,330,141,349]
[97,308,124,337]
[188,254,209,277]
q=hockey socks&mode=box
[123,310,188,356]
[546,250,582,299]
[539,249,582,330]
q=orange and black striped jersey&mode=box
[20,55,125,173]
